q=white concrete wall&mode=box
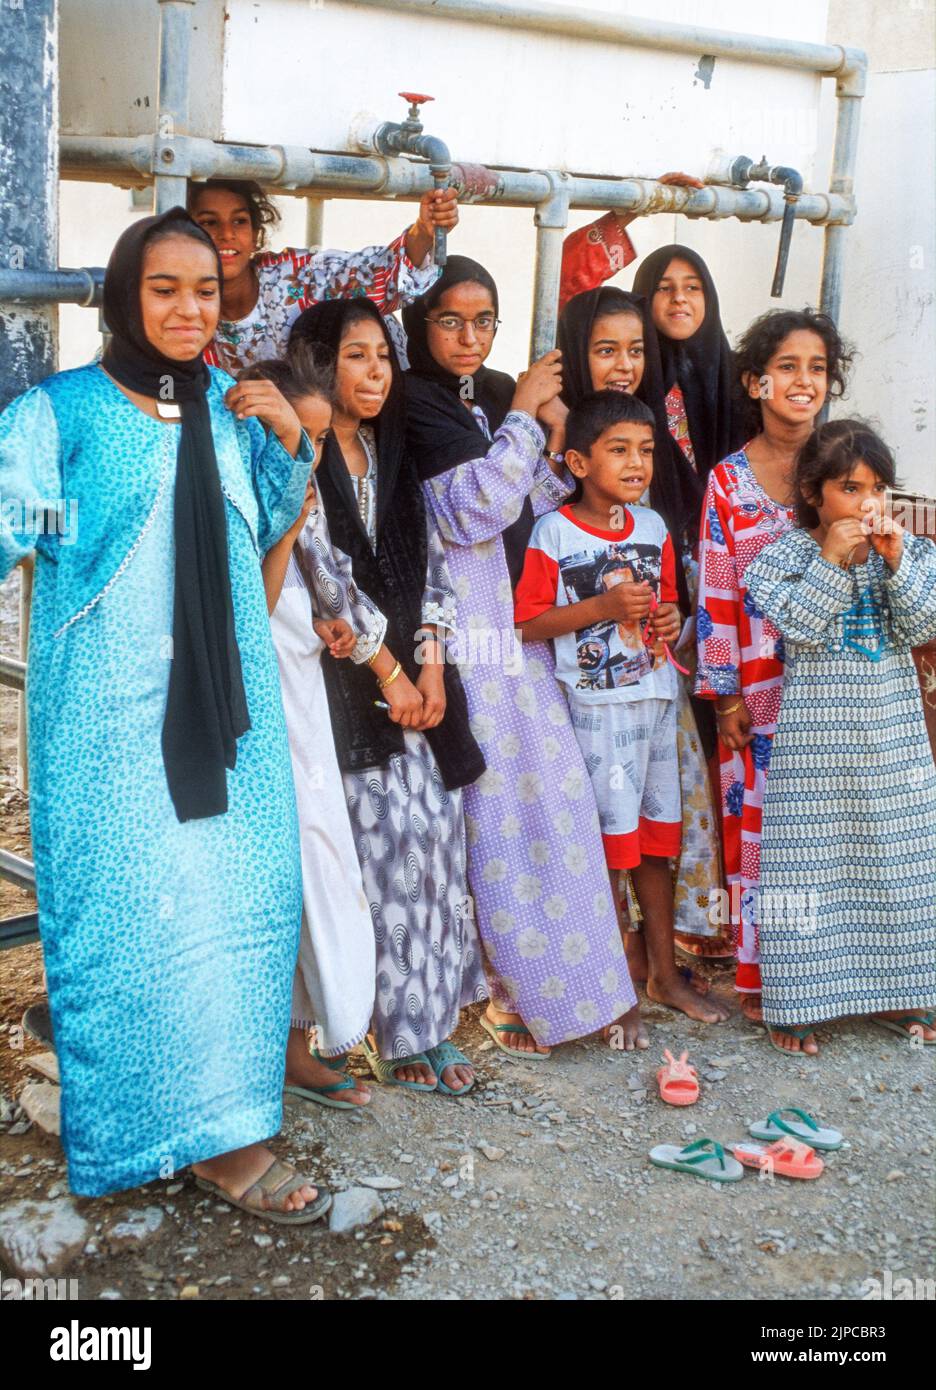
[56,0,935,493]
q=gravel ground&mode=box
[1,572,934,1302]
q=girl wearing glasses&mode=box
[402,258,645,1058]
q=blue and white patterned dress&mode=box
[745,527,936,1027]
[0,363,310,1196]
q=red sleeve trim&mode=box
[660,534,679,605]
[514,546,560,622]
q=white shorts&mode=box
[567,696,681,870]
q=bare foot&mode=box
[603,1004,649,1051]
[873,1010,936,1042]
[646,973,730,1024]
[192,1143,318,1213]
[674,932,733,959]
[485,1006,551,1055]
[770,1029,819,1055]
[285,1027,370,1105]
[740,993,763,1024]
[368,1035,436,1087]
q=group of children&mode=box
[3,175,934,1221]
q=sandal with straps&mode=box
[195,1157,332,1225]
[362,1036,437,1092]
[871,1010,936,1043]
[764,1022,819,1056]
[649,1137,744,1183]
[656,1048,699,1106]
[732,1137,824,1180]
[479,1013,552,1061]
[425,1040,475,1097]
[748,1107,842,1151]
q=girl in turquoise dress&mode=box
[0,209,327,1220]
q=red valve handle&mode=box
[399,91,434,105]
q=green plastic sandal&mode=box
[764,1023,819,1057]
[748,1107,842,1151]
[871,1011,936,1044]
[649,1137,744,1183]
[479,1013,552,1061]
[425,1040,475,1097]
[362,1036,437,1092]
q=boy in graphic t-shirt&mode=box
[515,391,716,1027]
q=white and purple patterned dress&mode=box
[423,408,637,1045]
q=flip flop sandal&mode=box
[362,1036,437,1092]
[425,1040,476,1097]
[731,1137,824,1180]
[871,1011,936,1043]
[656,1048,699,1106]
[311,1047,351,1070]
[479,1013,552,1061]
[764,1023,818,1056]
[649,1137,743,1183]
[284,1075,369,1111]
[195,1158,332,1226]
[748,1107,842,1151]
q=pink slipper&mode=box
[731,1138,824,1180]
[656,1049,699,1106]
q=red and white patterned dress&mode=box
[204,234,437,373]
[695,450,795,992]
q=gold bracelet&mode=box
[378,660,403,691]
[715,701,743,718]
[364,648,380,668]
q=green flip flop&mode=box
[649,1137,744,1183]
[362,1036,437,1092]
[479,1014,552,1061]
[284,1074,368,1111]
[871,1011,936,1044]
[764,1023,819,1057]
[748,1107,842,1151]
[425,1040,475,1097]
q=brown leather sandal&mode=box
[195,1157,332,1225]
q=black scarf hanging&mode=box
[557,285,703,615]
[402,257,534,589]
[632,244,746,479]
[289,297,485,792]
[101,206,249,823]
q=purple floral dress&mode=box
[422,408,636,1045]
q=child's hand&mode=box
[512,350,563,417]
[225,379,301,456]
[820,516,869,568]
[313,617,355,658]
[416,187,460,234]
[383,671,424,729]
[716,697,753,752]
[285,477,317,540]
[862,502,905,570]
[414,661,447,730]
[600,579,653,623]
[537,392,568,440]
[650,601,681,646]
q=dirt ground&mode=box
[1,572,934,1302]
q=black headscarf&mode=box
[402,257,531,587]
[558,286,703,610]
[289,297,485,791]
[632,244,745,478]
[101,206,249,823]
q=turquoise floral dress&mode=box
[0,363,310,1196]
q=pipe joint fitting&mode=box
[534,171,571,229]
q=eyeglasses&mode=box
[425,313,501,335]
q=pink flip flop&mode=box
[731,1137,824,1180]
[656,1049,699,1106]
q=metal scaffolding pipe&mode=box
[59,137,852,225]
[0,848,36,893]
[347,0,850,78]
[155,0,196,212]
[0,267,103,307]
[0,654,26,693]
[820,65,866,324]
